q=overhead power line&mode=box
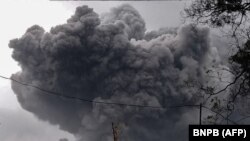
[0,74,239,125]
[0,75,199,109]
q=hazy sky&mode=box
[0,0,189,141]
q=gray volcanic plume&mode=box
[9,4,225,141]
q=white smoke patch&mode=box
[9,4,231,141]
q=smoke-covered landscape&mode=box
[1,1,250,141]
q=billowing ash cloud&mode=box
[9,4,226,141]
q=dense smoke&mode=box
[59,138,69,141]
[9,4,227,141]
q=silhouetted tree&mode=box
[185,0,250,124]
[185,0,250,33]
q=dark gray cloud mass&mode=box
[59,138,69,141]
[9,4,225,141]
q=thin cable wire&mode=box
[0,74,240,124]
[0,75,199,109]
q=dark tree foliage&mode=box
[229,40,250,96]
[185,0,250,28]
[186,0,250,94]
[185,0,250,124]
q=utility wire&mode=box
[0,74,239,124]
[0,75,199,109]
